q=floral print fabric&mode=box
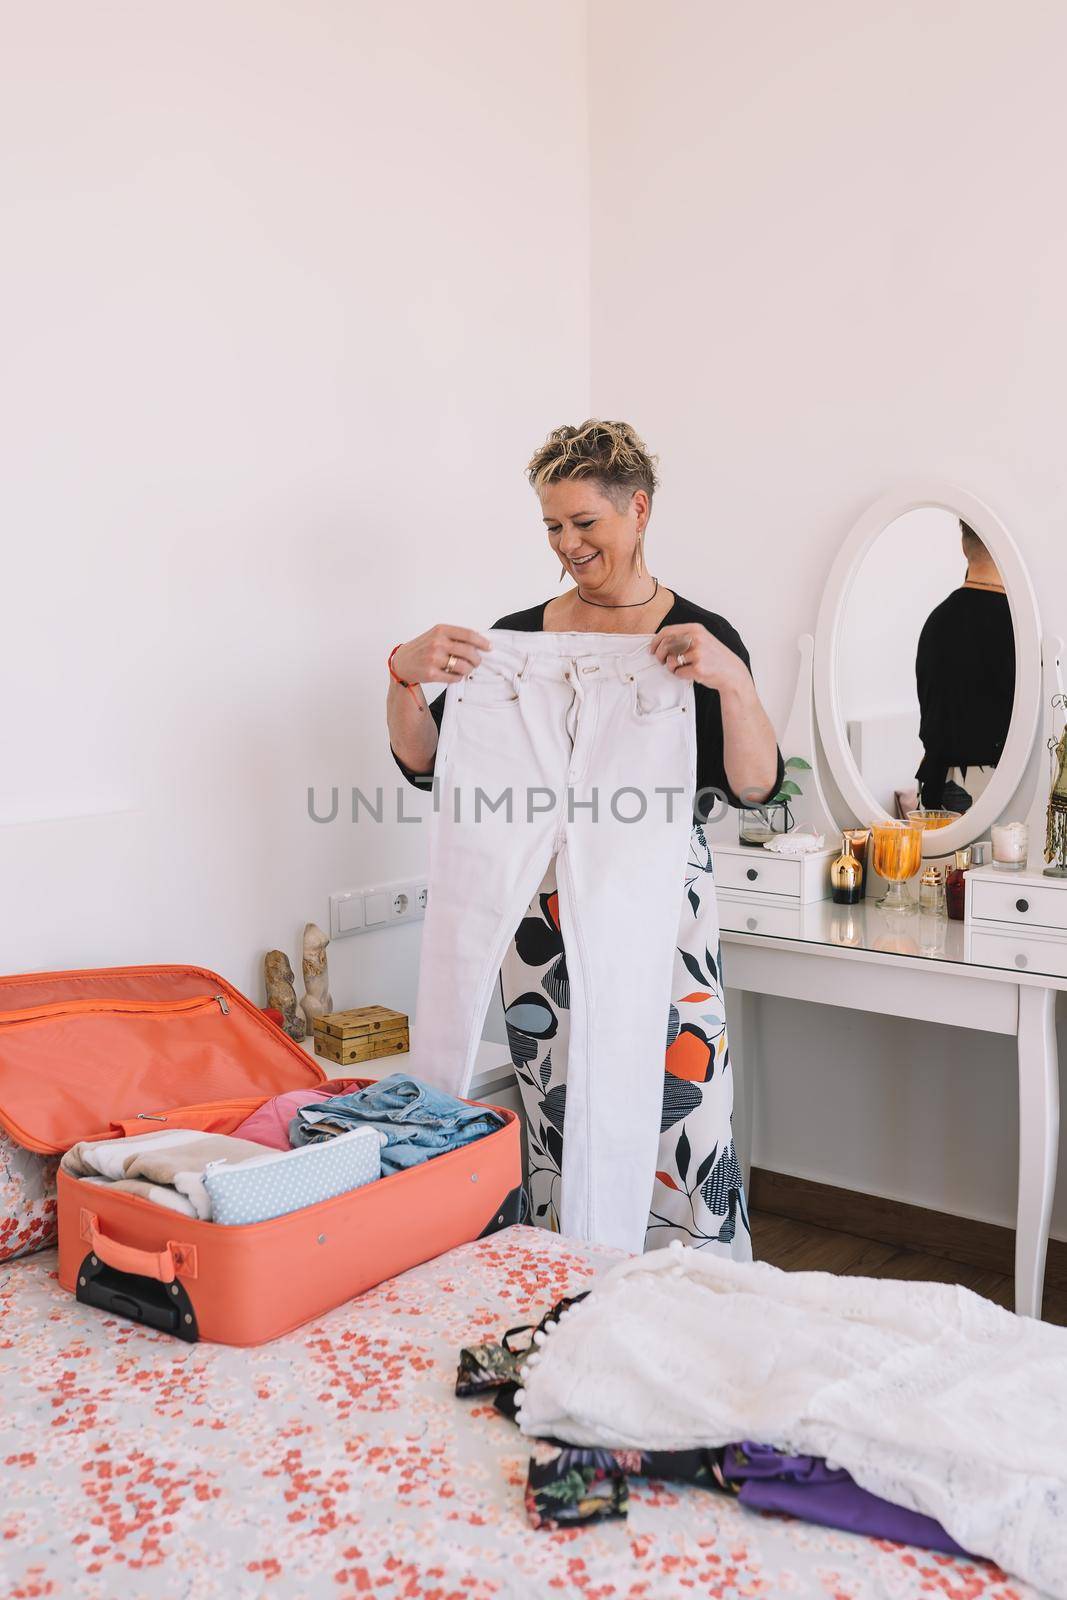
[500,823,752,1255]
[0,1227,1035,1598]
[0,1128,59,1263]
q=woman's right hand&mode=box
[391,625,492,687]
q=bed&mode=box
[0,1227,1036,1599]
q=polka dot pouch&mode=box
[203,1126,383,1225]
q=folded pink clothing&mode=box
[232,1088,336,1151]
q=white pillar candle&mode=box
[991,820,1028,870]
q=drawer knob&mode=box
[746,916,758,931]
[1015,953,1029,969]
[1016,898,1030,913]
[746,868,759,881]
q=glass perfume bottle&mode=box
[945,846,973,922]
[830,833,863,905]
[918,865,946,914]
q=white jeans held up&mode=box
[408,628,697,1254]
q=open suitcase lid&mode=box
[0,964,328,1154]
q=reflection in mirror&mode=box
[836,507,1016,820]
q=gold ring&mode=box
[445,654,458,675]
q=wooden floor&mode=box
[750,1208,1067,1326]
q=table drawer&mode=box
[717,895,810,940]
[968,877,1067,932]
[965,926,1067,980]
[714,852,802,897]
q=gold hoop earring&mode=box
[559,562,567,585]
[635,530,645,578]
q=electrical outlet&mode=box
[333,878,427,936]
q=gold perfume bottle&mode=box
[843,827,871,898]
[830,833,863,905]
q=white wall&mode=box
[586,0,1067,1235]
[0,2,589,1011]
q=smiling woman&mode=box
[388,419,783,819]
[387,418,784,1258]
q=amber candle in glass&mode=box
[870,820,923,911]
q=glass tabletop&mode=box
[716,892,1067,984]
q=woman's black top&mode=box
[390,591,785,824]
[915,587,1015,805]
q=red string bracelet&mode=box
[388,643,422,704]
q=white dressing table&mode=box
[720,481,1062,1318]
[720,891,1060,1318]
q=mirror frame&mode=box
[813,481,1042,857]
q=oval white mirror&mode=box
[813,483,1041,856]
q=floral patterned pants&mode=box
[498,822,751,1256]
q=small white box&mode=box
[712,843,834,903]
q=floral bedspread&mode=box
[0,1227,1036,1600]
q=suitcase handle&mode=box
[79,1209,196,1284]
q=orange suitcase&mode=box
[0,963,523,1345]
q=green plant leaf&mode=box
[784,756,812,770]
[776,780,802,797]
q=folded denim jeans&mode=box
[288,1073,504,1175]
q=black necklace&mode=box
[576,577,660,610]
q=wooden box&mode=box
[313,1005,410,1067]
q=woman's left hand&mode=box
[652,624,751,698]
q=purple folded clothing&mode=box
[725,1443,969,1557]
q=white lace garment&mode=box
[514,1244,1067,1598]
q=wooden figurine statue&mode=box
[299,922,333,1032]
[1044,721,1067,877]
[264,949,305,1041]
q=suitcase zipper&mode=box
[0,993,231,1027]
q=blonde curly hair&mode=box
[526,419,660,513]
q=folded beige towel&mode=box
[63,1128,196,1181]
[79,1174,200,1218]
[63,1131,271,1220]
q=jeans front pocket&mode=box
[458,671,521,710]
[627,669,689,722]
